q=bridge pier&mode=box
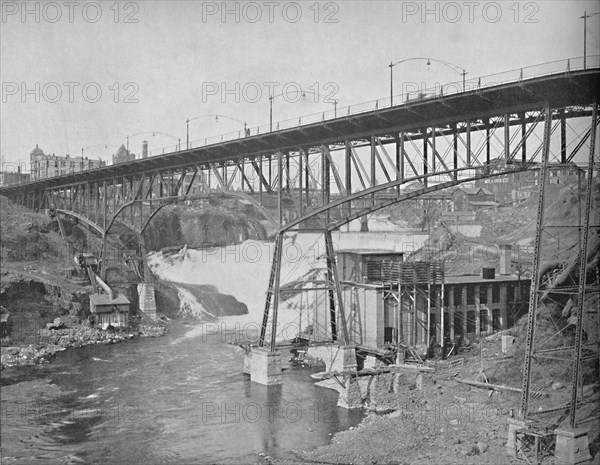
[137,283,157,319]
[249,346,283,385]
[554,427,592,464]
[306,344,358,372]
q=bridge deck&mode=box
[1,68,598,196]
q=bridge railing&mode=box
[170,55,599,157]
[10,56,597,168]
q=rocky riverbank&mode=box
[1,316,168,370]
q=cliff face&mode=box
[143,205,268,252]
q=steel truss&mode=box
[519,102,600,430]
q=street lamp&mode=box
[186,114,247,149]
[269,92,290,132]
[580,11,600,69]
[81,144,119,158]
[270,88,340,131]
[81,144,119,169]
[301,89,339,118]
[126,131,180,157]
[388,57,468,106]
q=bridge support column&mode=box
[249,346,283,385]
[554,427,592,465]
[338,373,362,409]
[506,419,527,458]
[137,283,157,319]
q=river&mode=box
[1,322,363,464]
[1,240,364,464]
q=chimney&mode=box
[499,244,512,275]
[142,141,148,158]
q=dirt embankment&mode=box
[271,335,599,465]
[0,198,168,369]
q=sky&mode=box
[1,0,599,170]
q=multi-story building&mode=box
[30,145,106,180]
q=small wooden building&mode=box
[89,294,130,329]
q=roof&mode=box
[337,248,403,256]
[468,200,497,206]
[444,274,528,284]
[90,293,130,311]
[115,145,129,158]
[30,144,44,157]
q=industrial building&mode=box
[296,247,530,351]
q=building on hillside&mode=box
[0,169,30,185]
[513,185,538,201]
[112,144,136,164]
[451,187,496,211]
[29,145,105,180]
[89,293,130,329]
[474,158,539,204]
[549,163,580,184]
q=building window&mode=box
[479,286,488,304]
[467,310,476,334]
[480,309,489,332]
[467,285,475,305]
[453,286,463,306]
[492,309,501,331]
[454,313,463,337]
[492,284,500,303]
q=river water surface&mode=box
[1,322,363,464]
[2,241,364,464]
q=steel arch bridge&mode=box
[0,59,597,258]
[1,56,599,441]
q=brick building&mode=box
[30,145,105,180]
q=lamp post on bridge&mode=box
[269,92,290,132]
[186,114,247,149]
[580,11,600,69]
[81,144,119,168]
[126,131,180,158]
[270,88,340,131]
[300,89,339,118]
[388,57,468,106]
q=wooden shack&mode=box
[89,294,130,329]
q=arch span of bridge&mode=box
[1,60,599,449]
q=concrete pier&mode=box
[249,347,283,385]
[307,344,357,372]
[506,418,528,458]
[137,283,157,319]
[554,427,592,465]
[337,375,363,409]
